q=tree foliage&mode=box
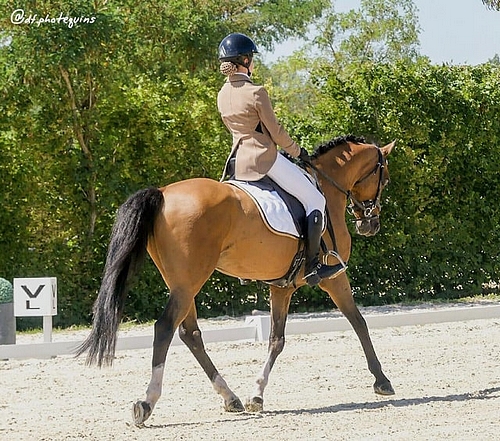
[482,0,500,10]
[268,0,421,132]
[1,0,499,328]
[314,0,420,69]
[0,0,330,326]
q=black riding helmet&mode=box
[218,33,259,68]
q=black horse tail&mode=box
[76,187,164,367]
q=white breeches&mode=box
[267,153,325,216]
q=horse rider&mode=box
[217,32,345,286]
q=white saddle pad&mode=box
[226,181,300,238]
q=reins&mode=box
[301,148,385,219]
[299,148,386,257]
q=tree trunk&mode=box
[59,66,97,238]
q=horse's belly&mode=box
[216,232,298,280]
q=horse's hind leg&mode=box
[320,274,394,395]
[246,285,295,412]
[179,302,244,412]
[132,290,195,425]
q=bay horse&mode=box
[76,135,395,425]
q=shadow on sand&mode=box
[266,386,500,416]
[140,386,500,429]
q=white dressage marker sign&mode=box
[13,277,57,317]
[13,277,57,343]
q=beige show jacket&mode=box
[217,73,300,181]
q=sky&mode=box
[263,0,500,65]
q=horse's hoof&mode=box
[245,396,264,413]
[132,400,152,425]
[225,397,245,412]
[374,380,395,396]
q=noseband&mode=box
[305,148,386,223]
[347,148,385,222]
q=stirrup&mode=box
[323,250,348,272]
[304,263,346,286]
[303,251,348,286]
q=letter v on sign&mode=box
[21,284,45,298]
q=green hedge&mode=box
[311,59,500,304]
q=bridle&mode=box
[304,148,387,223]
[347,148,386,223]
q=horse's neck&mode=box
[322,185,350,253]
[324,184,347,213]
[316,144,366,216]
[330,144,372,188]
[316,146,356,189]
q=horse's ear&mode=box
[380,140,396,157]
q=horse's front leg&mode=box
[320,274,395,395]
[246,285,295,412]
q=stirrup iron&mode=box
[323,250,348,274]
[303,251,348,285]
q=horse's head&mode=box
[348,141,394,236]
[311,136,395,237]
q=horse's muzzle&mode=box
[354,217,380,236]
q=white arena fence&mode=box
[1,304,499,360]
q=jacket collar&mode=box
[227,73,253,84]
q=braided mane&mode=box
[311,135,367,159]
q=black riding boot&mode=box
[303,210,346,286]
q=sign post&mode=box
[13,278,57,343]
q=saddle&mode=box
[224,157,322,288]
[227,177,306,238]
